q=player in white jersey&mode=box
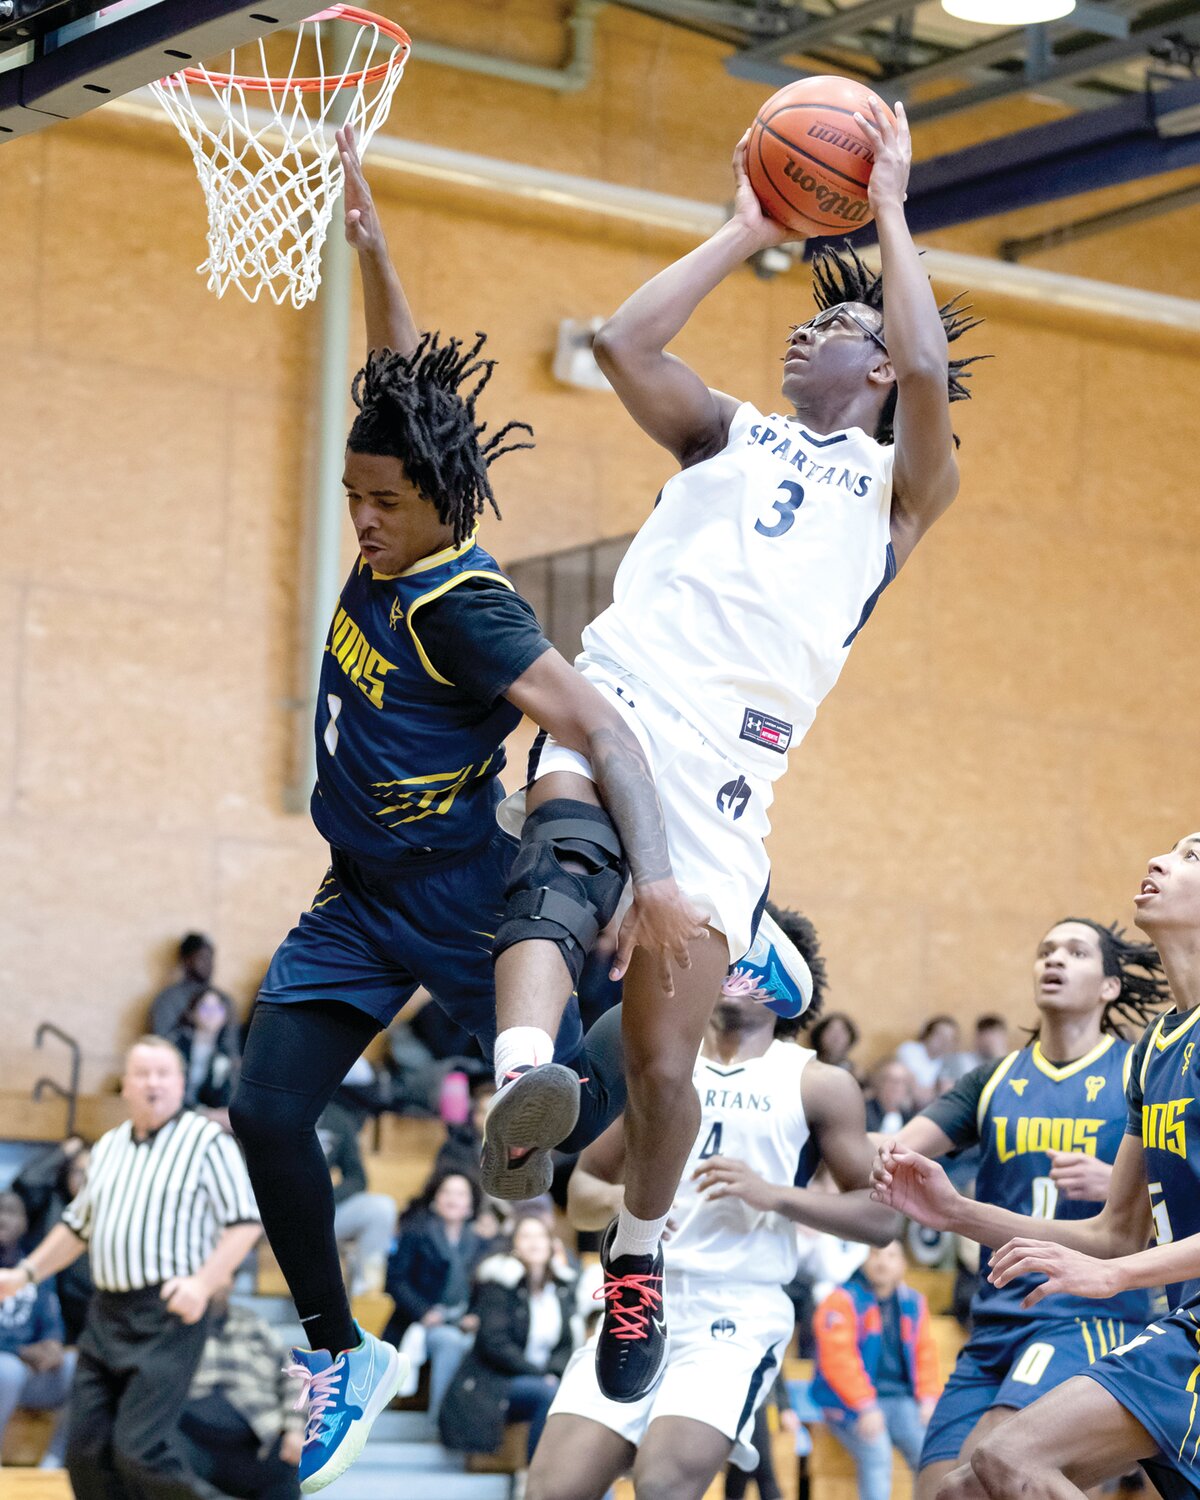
[522,908,900,1500]
[483,101,982,1402]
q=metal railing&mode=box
[32,1022,82,1138]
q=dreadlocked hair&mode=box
[766,901,828,1038]
[1057,917,1171,1035]
[348,331,534,545]
[810,244,986,447]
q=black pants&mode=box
[66,1287,210,1500]
[725,1405,783,1500]
[230,999,626,1356]
[179,1394,300,1500]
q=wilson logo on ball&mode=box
[781,161,871,225]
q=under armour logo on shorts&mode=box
[711,1318,737,1340]
[716,776,751,820]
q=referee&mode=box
[0,1035,261,1499]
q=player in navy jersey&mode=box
[226,128,705,1494]
[877,918,1167,1500]
[872,834,1200,1500]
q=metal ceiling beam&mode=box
[906,8,1200,122]
[1000,176,1200,256]
[883,3,1127,94]
[732,0,923,59]
[833,72,1200,236]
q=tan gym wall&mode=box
[2,0,1198,1091]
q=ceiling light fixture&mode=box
[940,0,1075,24]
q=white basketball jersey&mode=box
[666,1039,815,1286]
[582,403,895,780]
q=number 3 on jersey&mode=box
[755,481,805,539]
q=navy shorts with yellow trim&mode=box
[258,825,585,1065]
[1082,1304,1200,1500]
[921,1311,1139,1467]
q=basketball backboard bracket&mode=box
[0,0,315,140]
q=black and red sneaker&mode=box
[480,1063,580,1200]
[594,1218,668,1403]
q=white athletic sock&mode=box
[611,1206,669,1261]
[493,1027,556,1089]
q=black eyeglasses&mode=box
[794,304,888,352]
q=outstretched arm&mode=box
[505,649,707,990]
[854,101,959,570]
[337,125,419,359]
[593,135,792,468]
[872,1134,1152,1264]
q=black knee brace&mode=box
[494,798,628,985]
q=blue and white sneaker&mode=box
[286,1326,405,1493]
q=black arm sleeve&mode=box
[921,1058,1004,1151]
[412,578,552,707]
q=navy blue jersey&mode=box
[1127,1008,1200,1308]
[310,535,549,864]
[926,1035,1148,1329]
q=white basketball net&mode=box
[150,7,409,309]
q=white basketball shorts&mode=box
[550,1272,793,1469]
[498,656,772,962]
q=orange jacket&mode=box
[811,1276,942,1414]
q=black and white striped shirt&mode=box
[62,1110,258,1292]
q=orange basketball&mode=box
[746,76,896,238]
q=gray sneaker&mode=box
[480,1063,580,1199]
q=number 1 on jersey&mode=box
[755,480,805,539]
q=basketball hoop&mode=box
[151,6,410,308]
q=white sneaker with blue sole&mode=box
[286,1325,405,1493]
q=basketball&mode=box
[746,76,897,237]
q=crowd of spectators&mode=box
[0,924,1011,1497]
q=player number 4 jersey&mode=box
[666,1039,816,1286]
[582,402,896,781]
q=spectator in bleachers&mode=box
[896,1017,961,1106]
[11,1144,94,1344]
[383,1171,494,1417]
[810,1013,866,1085]
[433,1077,494,1182]
[170,989,242,1120]
[385,990,489,1116]
[11,1137,87,1245]
[811,1240,942,1500]
[150,932,236,1038]
[938,1014,1010,1088]
[0,1192,76,1469]
[863,1060,917,1135]
[178,1289,301,1500]
[438,1215,578,1466]
[315,1094,397,1298]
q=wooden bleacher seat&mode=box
[0,1411,54,1468]
[362,1116,446,1207]
[465,1423,529,1474]
[905,1265,955,1316]
[0,1472,72,1500]
[350,1290,394,1339]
